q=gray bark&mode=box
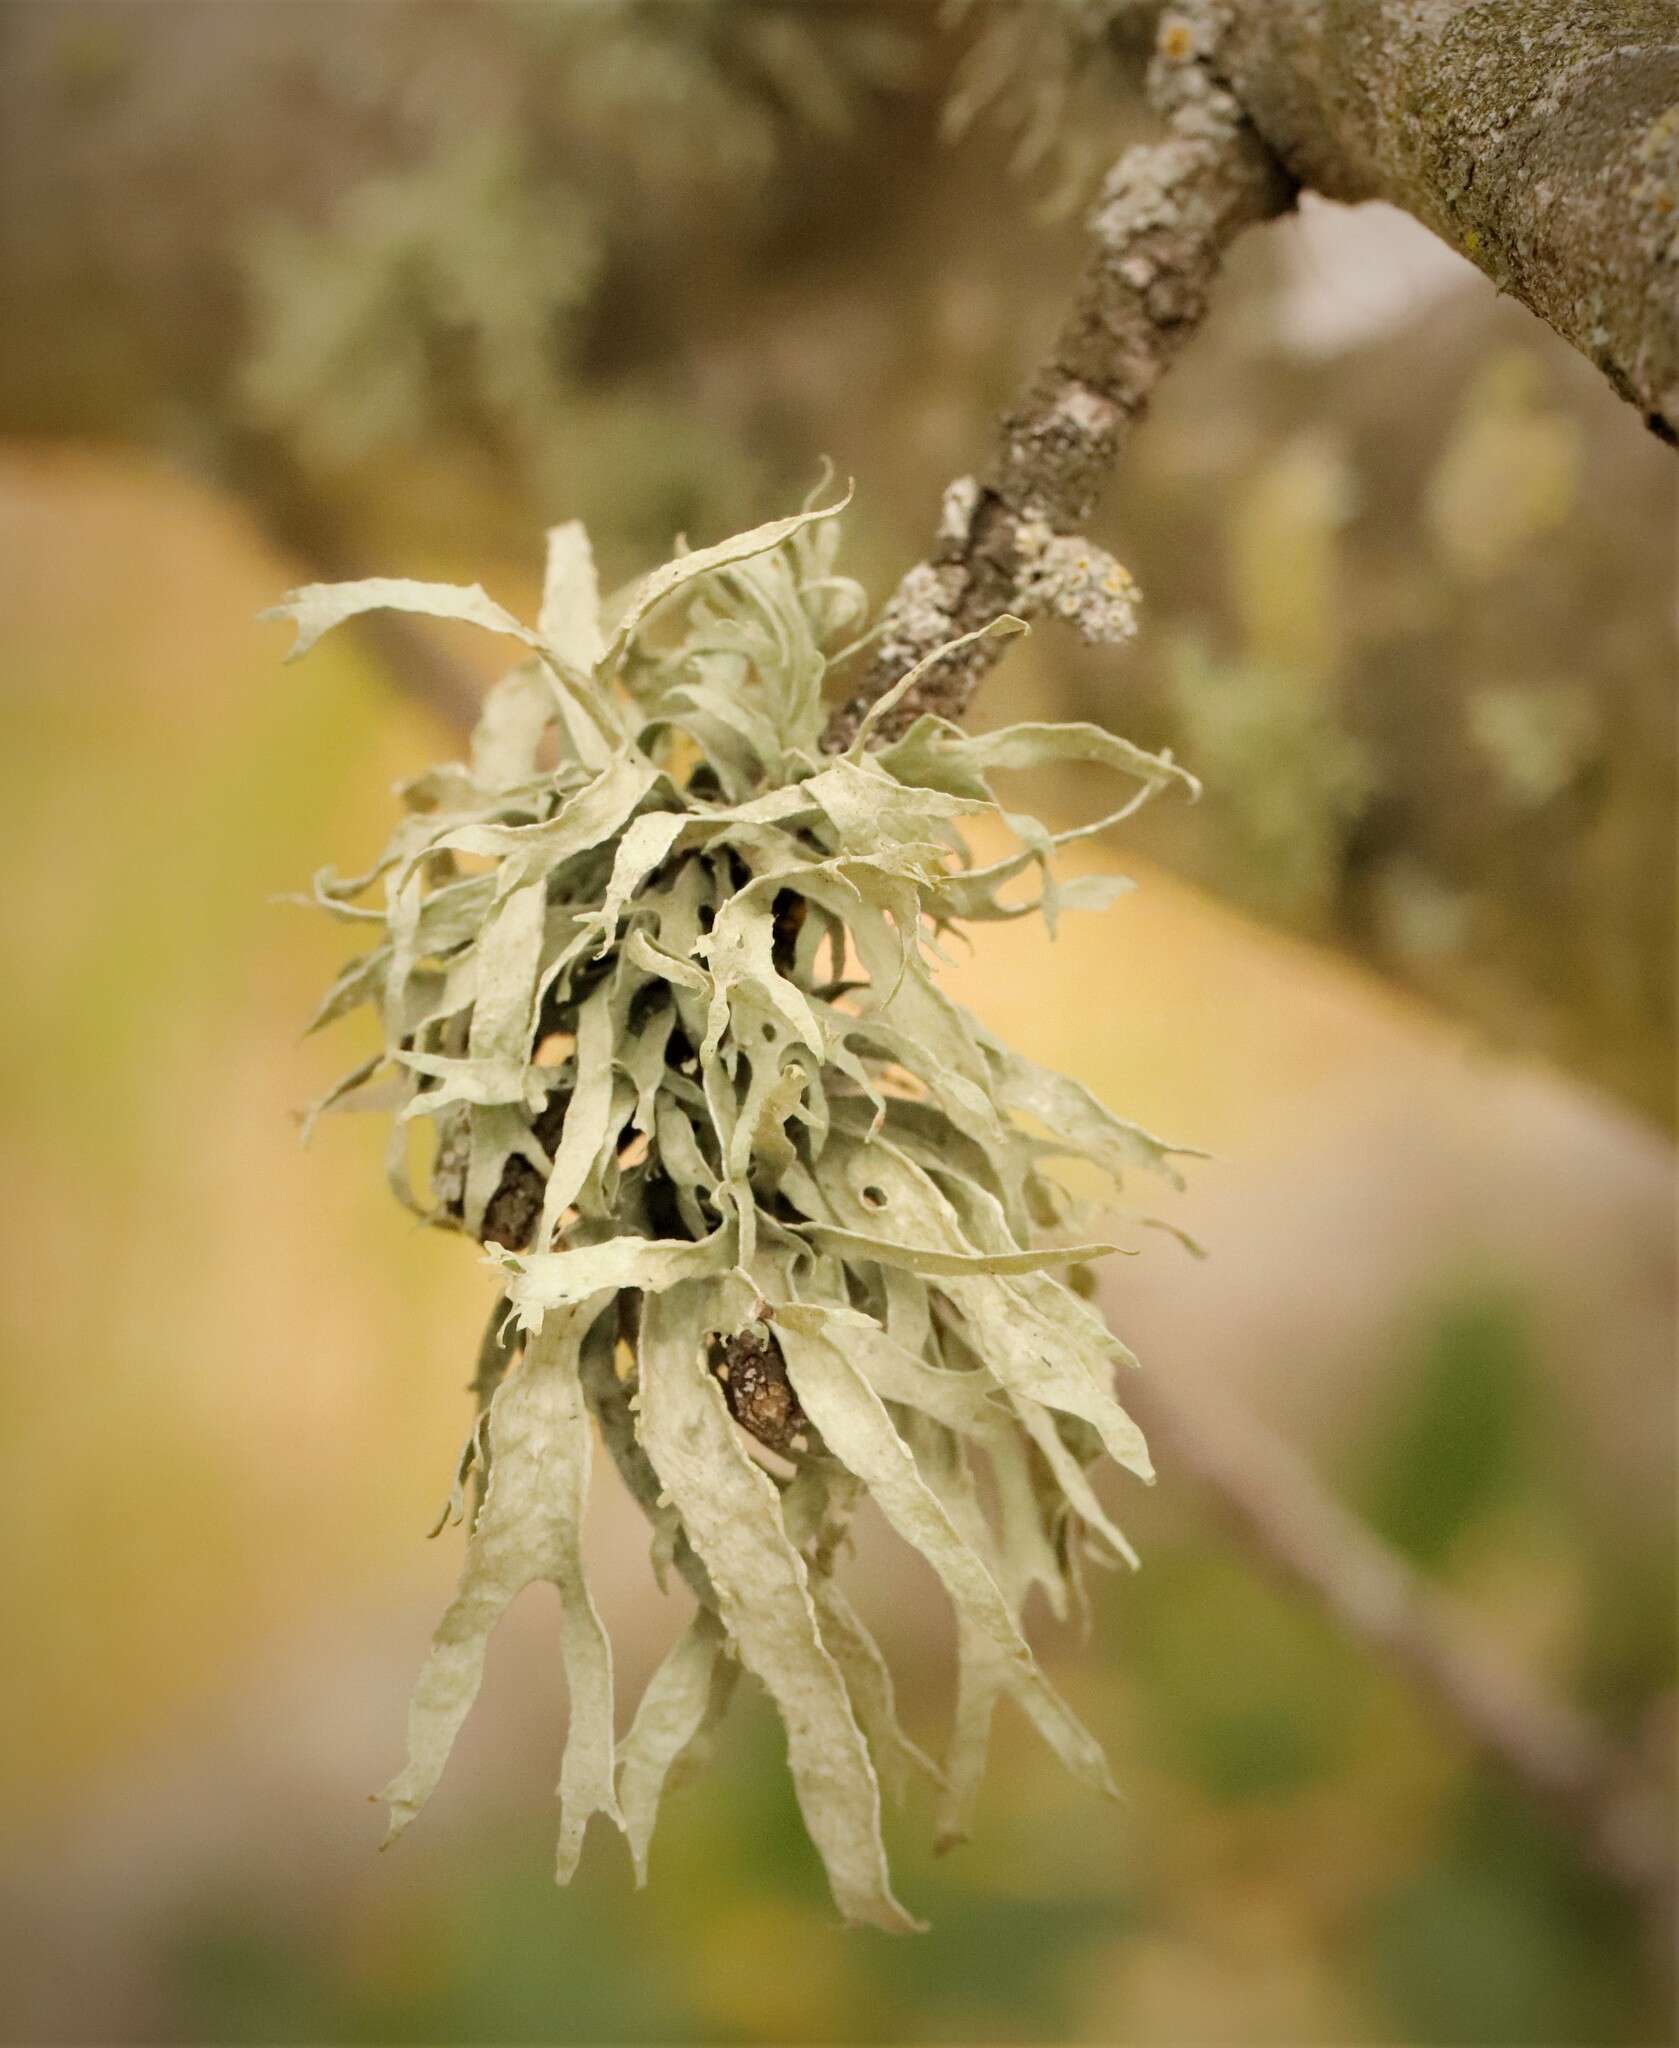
[822,16,1295,747]
[1215,0,1679,440]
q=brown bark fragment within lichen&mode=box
[714,1326,807,1453]
[480,1155,546,1252]
[444,1090,573,1251]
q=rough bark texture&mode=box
[809,0,1676,1128]
[822,23,1295,749]
[828,0,1679,753]
[1216,0,1679,441]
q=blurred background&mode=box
[0,4,1673,2043]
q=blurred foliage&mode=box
[1365,1776,1649,2048]
[233,3,915,555]
[1466,680,1600,812]
[242,133,605,476]
[943,0,1152,215]
[1166,638,1372,924]
[1359,1288,1535,1572]
[1423,352,1585,585]
[145,1565,1662,2047]
[0,0,920,569]
[1103,312,1673,1123]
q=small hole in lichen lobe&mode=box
[861,1185,887,1209]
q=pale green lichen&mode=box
[270,496,1197,1928]
[1467,682,1599,811]
[1167,637,1371,927]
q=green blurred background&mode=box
[0,5,1673,2043]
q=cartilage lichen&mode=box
[270,495,1197,1927]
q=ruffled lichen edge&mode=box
[272,493,1200,1928]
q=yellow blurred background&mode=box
[0,6,1673,2044]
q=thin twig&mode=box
[821,9,1293,751]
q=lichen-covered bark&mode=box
[821,24,1295,749]
[813,2,1675,1126]
[828,0,1678,748]
[1216,0,1679,440]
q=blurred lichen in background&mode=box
[941,0,1148,215]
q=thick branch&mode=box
[1120,1340,1676,1955]
[822,23,1293,749]
[1215,0,1679,441]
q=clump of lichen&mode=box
[270,495,1196,1928]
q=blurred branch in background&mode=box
[1120,1338,1678,1973]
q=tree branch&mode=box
[821,16,1293,750]
[824,0,1679,754]
[1120,1342,1675,1956]
[1213,0,1679,442]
